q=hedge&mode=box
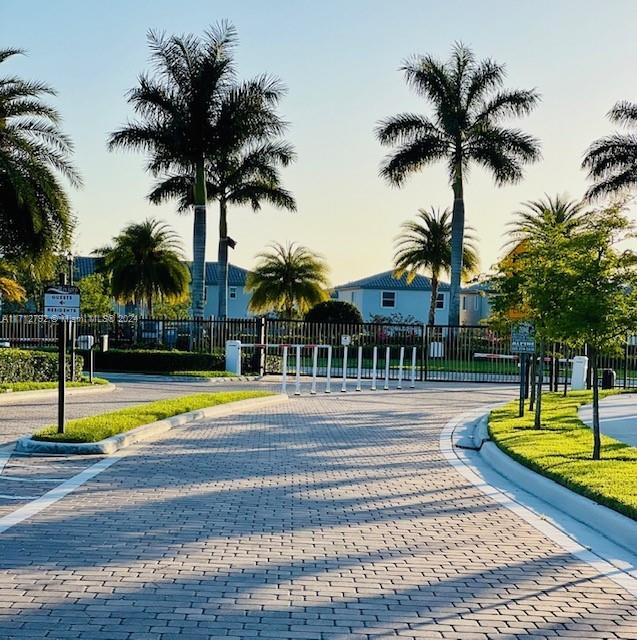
[0,348,83,383]
[94,349,227,373]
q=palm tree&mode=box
[0,48,80,258]
[94,218,190,316]
[393,207,479,326]
[582,102,637,199]
[246,242,330,319]
[0,259,25,303]
[376,43,540,326]
[508,194,586,243]
[109,24,295,320]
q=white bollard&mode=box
[371,346,378,390]
[384,346,390,390]
[397,346,405,389]
[310,345,318,394]
[356,346,363,391]
[295,345,301,396]
[410,346,417,388]
[341,345,348,392]
[325,346,332,393]
[281,345,288,394]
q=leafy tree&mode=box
[304,300,363,324]
[376,43,540,325]
[153,296,191,319]
[94,218,190,316]
[0,48,79,259]
[0,259,25,304]
[582,102,637,199]
[78,273,112,317]
[246,242,330,319]
[109,24,295,320]
[393,207,478,326]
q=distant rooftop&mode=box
[74,256,249,286]
[335,270,449,292]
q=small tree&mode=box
[78,273,112,317]
[304,300,362,324]
[542,205,637,459]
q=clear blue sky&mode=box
[4,0,637,284]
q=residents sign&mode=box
[44,285,81,320]
[511,321,536,354]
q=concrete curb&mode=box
[15,393,288,456]
[0,383,115,405]
[470,413,637,554]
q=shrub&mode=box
[305,300,363,323]
[94,348,226,373]
[0,348,83,383]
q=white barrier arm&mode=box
[295,345,301,396]
[325,345,332,393]
[356,346,363,391]
[384,346,390,390]
[310,345,318,395]
[341,345,348,392]
[371,346,377,390]
[410,346,417,388]
[397,346,405,389]
[282,345,288,394]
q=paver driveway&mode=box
[1,384,636,639]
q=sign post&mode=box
[44,285,80,434]
[511,322,536,418]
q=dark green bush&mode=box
[305,300,363,324]
[0,348,83,383]
[94,349,226,373]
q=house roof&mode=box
[73,256,249,286]
[335,270,450,292]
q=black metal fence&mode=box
[0,314,633,387]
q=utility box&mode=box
[100,334,109,352]
[225,340,242,376]
[571,355,589,390]
[76,335,94,351]
[601,368,616,390]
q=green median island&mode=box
[488,390,637,521]
[33,390,273,444]
[0,378,108,393]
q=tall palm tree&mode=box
[393,207,479,326]
[508,194,587,243]
[94,218,190,316]
[582,101,637,199]
[109,24,295,320]
[0,48,80,258]
[246,242,330,319]
[376,43,540,326]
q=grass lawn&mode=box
[488,389,637,520]
[0,378,109,393]
[33,390,273,443]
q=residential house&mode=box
[73,256,253,318]
[333,269,489,325]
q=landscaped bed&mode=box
[32,390,273,443]
[0,378,108,393]
[488,390,637,520]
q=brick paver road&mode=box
[1,385,636,639]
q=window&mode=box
[436,293,445,309]
[474,296,480,311]
[381,291,395,308]
[229,287,237,300]
[462,296,467,310]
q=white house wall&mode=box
[203,285,253,318]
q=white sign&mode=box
[44,287,80,320]
[341,335,351,346]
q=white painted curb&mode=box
[16,393,288,456]
[476,413,637,554]
[0,383,115,405]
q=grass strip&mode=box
[0,378,108,393]
[33,390,273,443]
[488,389,637,521]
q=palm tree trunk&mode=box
[428,276,439,327]
[591,347,601,460]
[217,197,229,319]
[449,171,465,327]
[191,160,207,318]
